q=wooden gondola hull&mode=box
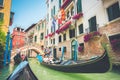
[41,51,111,73]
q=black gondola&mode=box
[41,50,111,73]
[7,61,38,80]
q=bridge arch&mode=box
[11,45,45,59]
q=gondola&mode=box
[41,50,111,73]
[7,61,38,80]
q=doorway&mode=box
[71,40,78,61]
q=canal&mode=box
[0,58,120,80]
[29,58,120,80]
[0,62,17,80]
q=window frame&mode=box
[107,2,120,21]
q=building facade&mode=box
[12,27,25,49]
[24,19,46,57]
[0,0,12,34]
[45,0,120,64]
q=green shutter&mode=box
[0,0,3,6]
[79,24,83,34]
[77,0,82,13]
[107,2,120,21]
[89,16,97,32]
[107,6,113,21]
[41,33,44,40]
[35,36,37,42]
[54,6,55,15]
[0,13,4,24]
[59,0,61,8]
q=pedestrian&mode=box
[21,54,25,61]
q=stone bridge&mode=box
[11,43,44,60]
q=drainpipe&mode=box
[8,37,12,63]
[4,31,10,65]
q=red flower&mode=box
[78,46,83,52]
[84,34,92,42]
[45,35,48,38]
[72,13,83,19]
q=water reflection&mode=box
[0,62,17,80]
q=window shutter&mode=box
[59,0,61,8]
[107,2,120,21]
[77,0,82,13]
[0,0,3,7]
[0,13,4,22]
[89,16,97,32]
[79,24,83,34]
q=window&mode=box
[53,38,55,44]
[53,6,55,15]
[36,26,37,30]
[78,24,83,34]
[51,39,52,44]
[40,33,44,40]
[67,11,69,19]
[79,43,84,52]
[69,29,75,38]
[71,7,74,16]
[42,23,44,29]
[34,36,37,42]
[107,2,120,21]
[38,25,40,31]
[0,0,3,7]
[59,35,62,42]
[79,43,84,48]
[88,16,97,32]
[59,47,61,51]
[77,0,82,13]
[63,34,66,41]
[0,13,4,22]
[109,34,120,51]
[59,0,61,8]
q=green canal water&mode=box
[29,58,120,80]
[0,63,17,80]
[0,58,120,80]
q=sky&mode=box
[9,0,47,33]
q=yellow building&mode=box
[0,0,12,34]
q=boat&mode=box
[7,61,38,80]
[41,50,111,73]
[13,53,22,64]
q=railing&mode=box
[61,0,72,9]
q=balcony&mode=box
[56,20,71,34]
[72,12,83,20]
[61,0,72,9]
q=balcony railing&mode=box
[56,20,71,34]
[61,0,72,9]
[72,12,83,20]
